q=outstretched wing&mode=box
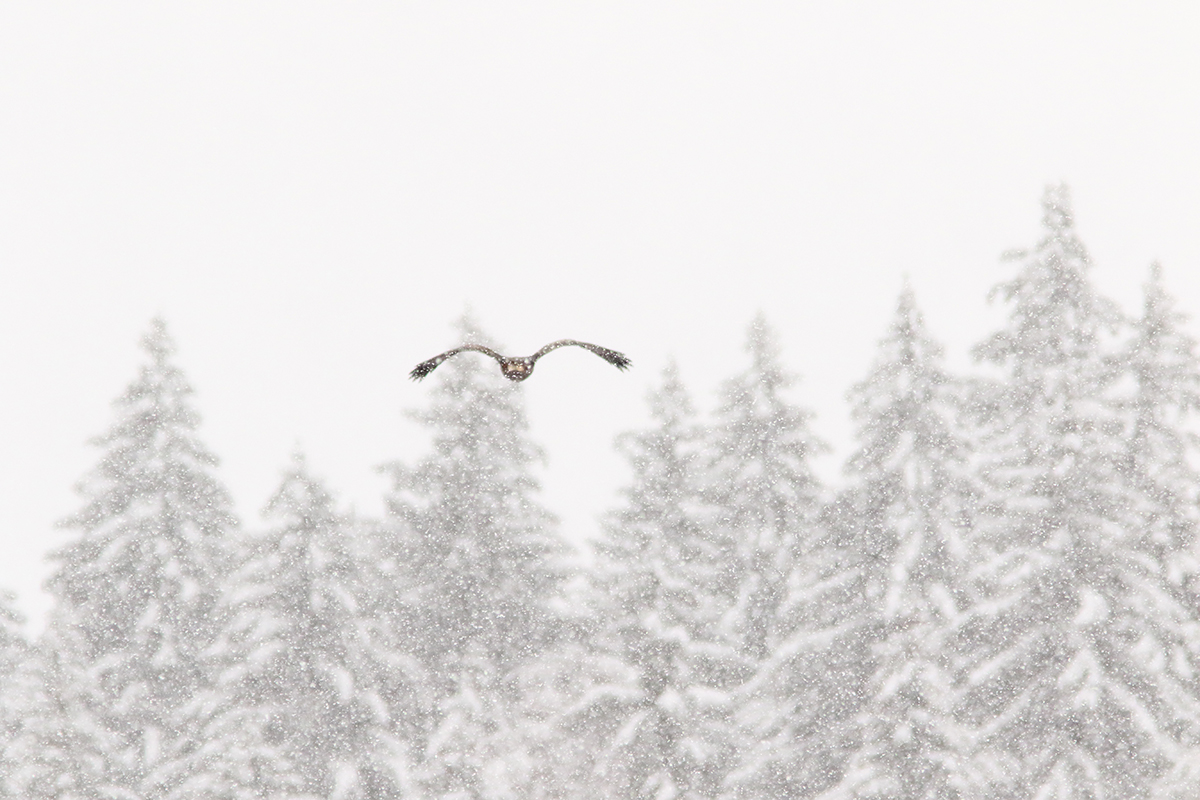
[531,340,631,371]
[409,344,505,380]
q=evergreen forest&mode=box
[4,185,1200,799]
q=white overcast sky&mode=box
[3,2,1199,628]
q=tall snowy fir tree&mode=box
[706,316,860,800]
[579,361,744,800]
[1122,263,1200,586]
[823,286,976,800]
[704,314,826,662]
[957,185,1200,798]
[1119,262,1200,779]
[383,314,571,797]
[39,318,239,798]
[187,454,418,800]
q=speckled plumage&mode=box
[410,340,631,382]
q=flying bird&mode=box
[410,340,631,382]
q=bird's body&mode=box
[410,340,630,382]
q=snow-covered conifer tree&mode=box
[710,317,865,800]
[823,286,975,799]
[1123,263,1200,580]
[188,454,419,799]
[578,361,744,800]
[704,314,826,661]
[41,318,238,798]
[1118,262,1200,770]
[958,185,1200,798]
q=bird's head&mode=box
[501,358,534,381]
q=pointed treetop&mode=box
[894,274,916,320]
[62,317,230,533]
[1030,182,1093,275]
[847,284,949,456]
[1040,181,1074,235]
[140,316,176,364]
[747,311,784,376]
[610,359,706,530]
[1147,258,1164,288]
[264,449,337,524]
[96,317,203,449]
[718,313,806,416]
[1027,182,1099,280]
[977,184,1120,377]
[713,312,827,475]
[1138,262,1185,355]
[1139,262,1197,361]
[387,312,564,672]
[646,358,693,427]
[842,284,970,617]
[886,280,942,365]
[895,277,918,322]
[40,315,238,800]
[872,277,936,376]
[998,182,1088,267]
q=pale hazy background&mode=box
[3,2,1199,628]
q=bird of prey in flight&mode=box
[410,340,631,382]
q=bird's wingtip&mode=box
[610,351,632,370]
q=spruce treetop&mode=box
[1128,263,1200,485]
[708,313,826,552]
[59,317,232,539]
[844,284,971,619]
[977,184,1120,378]
[969,184,1127,551]
[847,283,957,484]
[50,317,236,645]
